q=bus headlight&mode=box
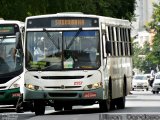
[83,82,102,90]
[25,84,42,91]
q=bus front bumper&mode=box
[24,87,104,101]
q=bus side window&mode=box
[106,41,111,54]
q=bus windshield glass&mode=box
[0,37,23,74]
[26,30,100,70]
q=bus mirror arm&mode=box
[106,41,111,54]
[16,32,22,49]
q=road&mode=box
[1,90,160,120]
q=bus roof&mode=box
[25,13,130,27]
[0,20,24,27]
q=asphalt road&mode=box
[1,90,160,120]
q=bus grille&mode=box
[0,86,7,89]
[41,76,84,79]
[49,93,77,97]
[45,86,81,89]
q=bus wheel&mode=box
[99,100,110,112]
[116,96,125,109]
[34,100,45,115]
[116,79,126,109]
[54,105,63,111]
[64,105,72,111]
[99,89,111,112]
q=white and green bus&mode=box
[0,20,24,106]
[24,13,132,115]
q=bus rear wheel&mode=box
[34,100,45,115]
[116,96,125,109]
[117,78,126,109]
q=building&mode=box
[133,31,150,47]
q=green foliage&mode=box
[133,41,155,73]
[0,0,136,21]
[105,0,135,21]
[146,3,160,67]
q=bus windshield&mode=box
[0,37,23,74]
[26,30,100,70]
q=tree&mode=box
[104,0,136,21]
[133,41,155,73]
[0,0,136,21]
[146,3,160,71]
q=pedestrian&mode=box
[150,68,155,87]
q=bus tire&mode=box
[116,77,126,109]
[99,89,114,111]
[34,100,45,115]
[99,99,110,112]
[54,105,63,111]
[116,96,125,109]
[64,105,72,111]
[99,80,112,112]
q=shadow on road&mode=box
[46,107,117,115]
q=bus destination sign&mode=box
[27,17,99,28]
[0,24,19,36]
[51,18,99,27]
[0,27,14,33]
[54,19,85,26]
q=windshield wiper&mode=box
[0,36,6,44]
[43,28,60,49]
[40,64,61,70]
[66,27,82,49]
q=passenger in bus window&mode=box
[84,44,97,53]
[0,45,9,73]
[34,38,45,56]
[84,43,97,64]
[34,37,50,59]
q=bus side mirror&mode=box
[16,32,22,49]
[106,41,111,54]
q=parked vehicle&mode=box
[132,75,149,91]
[152,74,160,94]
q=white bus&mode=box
[0,20,24,106]
[24,13,132,115]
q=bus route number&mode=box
[74,81,83,85]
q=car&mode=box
[132,74,149,91]
[152,74,160,94]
